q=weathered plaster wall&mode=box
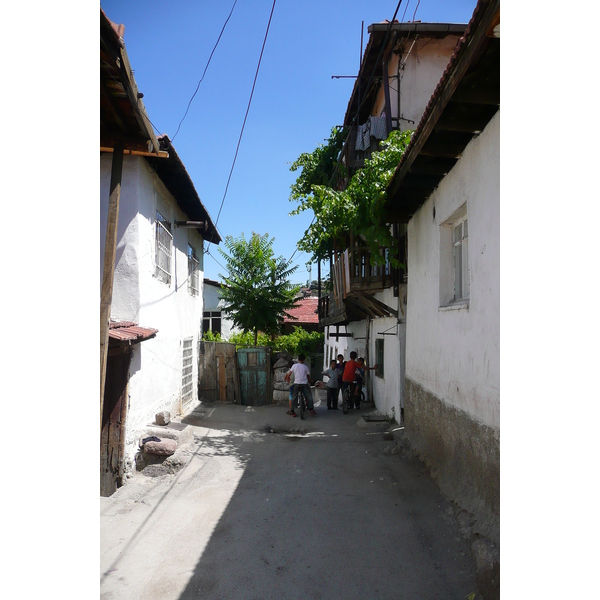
[100,154,206,473]
[373,35,463,129]
[404,111,500,542]
[405,377,499,545]
[406,110,500,429]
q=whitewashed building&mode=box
[202,278,241,341]
[322,20,466,421]
[385,0,500,544]
[100,10,220,495]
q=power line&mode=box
[214,0,277,229]
[171,0,239,142]
[204,0,278,260]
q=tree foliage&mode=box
[218,233,300,345]
[229,326,324,357]
[289,129,413,265]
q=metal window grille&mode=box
[182,337,194,405]
[188,245,200,296]
[155,212,172,285]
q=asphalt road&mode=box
[101,399,479,599]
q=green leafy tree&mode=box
[218,233,300,345]
[290,129,412,265]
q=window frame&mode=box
[154,210,173,286]
[187,244,200,297]
[439,203,469,309]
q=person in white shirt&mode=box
[284,354,316,417]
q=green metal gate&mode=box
[237,346,272,406]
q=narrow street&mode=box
[101,398,479,599]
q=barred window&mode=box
[155,211,172,285]
[188,244,200,296]
[182,337,194,404]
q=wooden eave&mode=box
[145,136,222,245]
[384,0,500,223]
[100,9,164,157]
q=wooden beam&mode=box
[100,146,169,158]
[100,146,123,429]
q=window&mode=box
[155,210,172,285]
[453,217,469,301]
[182,337,194,404]
[188,244,200,296]
[375,339,384,378]
[440,204,469,307]
[203,311,222,336]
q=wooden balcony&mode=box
[318,244,400,327]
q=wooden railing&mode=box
[318,245,392,324]
[348,245,391,291]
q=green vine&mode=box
[290,128,412,265]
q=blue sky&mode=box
[101,0,478,284]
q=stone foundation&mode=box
[404,377,499,546]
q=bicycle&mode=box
[342,382,365,414]
[298,388,306,420]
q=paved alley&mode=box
[101,399,480,599]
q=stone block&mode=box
[273,357,291,370]
[155,411,171,425]
[272,390,290,404]
[143,438,177,455]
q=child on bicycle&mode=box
[342,351,361,409]
[284,354,316,417]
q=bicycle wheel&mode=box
[342,387,349,414]
[299,390,305,420]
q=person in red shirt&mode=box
[342,351,361,409]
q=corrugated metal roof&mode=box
[109,321,158,343]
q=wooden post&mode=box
[100,146,124,428]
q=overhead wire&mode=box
[171,0,239,142]
[204,0,278,260]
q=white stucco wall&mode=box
[101,154,206,469]
[202,281,240,341]
[406,111,500,430]
[323,284,406,422]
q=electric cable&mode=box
[171,0,239,142]
[204,0,278,261]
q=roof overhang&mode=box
[100,9,165,157]
[384,0,500,222]
[145,136,222,245]
[108,321,158,346]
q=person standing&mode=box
[342,351,361,409]
[322,360,339,410]
[284,354,316,417]
[334,354,345,408]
